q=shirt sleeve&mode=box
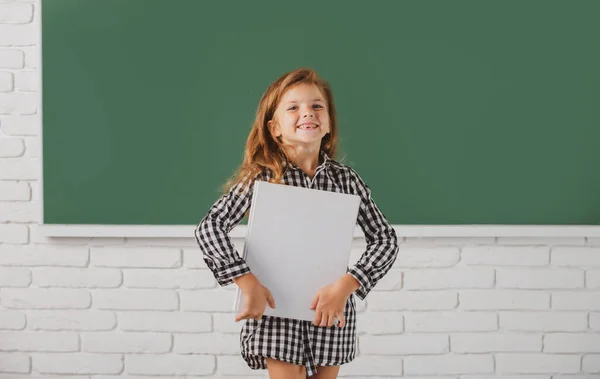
[346,167,399,300]
[194,171,261,287]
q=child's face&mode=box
[268,83,331,150]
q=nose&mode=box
[302,107,315,118]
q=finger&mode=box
[266,290,276,309]
[337,313,346,328]
[235,312,249,322]
[313,310,322,326]
[327,312,336,327]
[309,295,319,310]
[318,311,327,327]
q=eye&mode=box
[314,104,324,109]
[287,105,298,111]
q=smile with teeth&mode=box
[298,123,318,130]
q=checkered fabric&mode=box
[195,151,399,377]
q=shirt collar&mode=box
[283,150,332,171]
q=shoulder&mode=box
[326,158,371,193]
[327,158,362,180]
[228,167,267,196]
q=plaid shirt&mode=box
[194,150,399,376]
[195,151,399,301]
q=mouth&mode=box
[297,123,319,130]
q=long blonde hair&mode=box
[223,68,339,193]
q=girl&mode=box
[195,68,399,379]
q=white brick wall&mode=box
[1,1,600,378]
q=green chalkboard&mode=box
[42,0,600,225]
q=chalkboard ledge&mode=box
[38,224,600,238]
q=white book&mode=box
[233,180,361,322]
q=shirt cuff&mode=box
[216,259,251,287]
[347,263,372,301]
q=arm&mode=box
[346,167,399,300]
[194,171,261,287]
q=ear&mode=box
[267,119,281,138]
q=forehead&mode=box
[280,83,325,103]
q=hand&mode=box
[309,279,351,328]
[234,273,276,322]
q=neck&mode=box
[284,145,321,177]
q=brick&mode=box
[587,269,600,288]
[213,312,243,333]
[82,332,171,353]
[1,137,26,158]
[0,331,78,352]
[125,354,214,376]
[94,289,178,311]
[367,291,458,311]
[123,268,215,289]
[33,353,123,374]
[0,25,36,46]
[459,290,550,310]
[583,354,600,372]
[0,223,28,243]
[544,333,600,353]
[496,353,580,374]
[27,310,116,331]
[91,247,181,268]
[461,246,549,266]
[1,288,91,309]
[0,201,38,222]
[499,311,587,332]
[451,333,541,353]
[0,71,13,92]
[356,311,404,334]
[182,248,208,268]
[20,46,38,70]
[372,269,402,290]
[0,115,39,135]
[496,268,584,289]
[552,247,600,266]
[404,237,494,246]
[496,237,585,246]
[14,70,37,91]
[0,3,33,23]
[405,311,497,332]
[32,267,122,288]
[0,310,25,330]
[0,181,30,200]
[0,352,29,373]
[174,333,239,355]
[337,356,403,376]
[0,266,30,286]
[180,289,235,312]
[404,354,493,375]
[393,247,459,268]
[23,136,38,157]
[0,93,37,114]
[552,291,600,310]
[217,355,266,376]
[360,334,448,355]
[404,268,493,289]
[591,313,600,331]
[0,245,88,266]
[118,311,211,333]
[0,158,38,179]
[0,49,24,68]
